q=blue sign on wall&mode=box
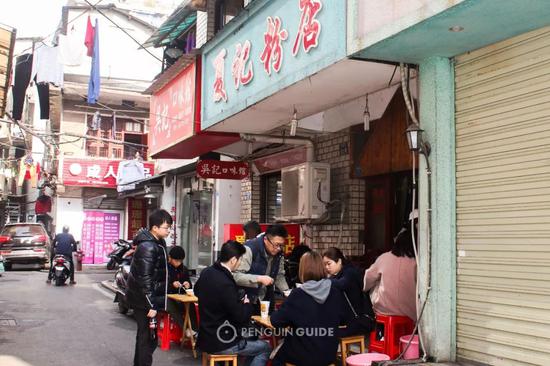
[201,0,346,130]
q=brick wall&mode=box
[240,174,260,222]
[309,129,365,256]
[239,128,366,257]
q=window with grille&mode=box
[260,172,282,223]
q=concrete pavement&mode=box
[0,268,200,366]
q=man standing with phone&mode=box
[126,209,172,366]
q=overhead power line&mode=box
[83,0,163,62]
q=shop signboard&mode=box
[127,198,146,240]
[149,62,198,156]
[60,158,154,188]
[196,160,249,180]
[202,0,346,130]
[82,211,121,264]
[223,223,300,256]
[253,147,307,174]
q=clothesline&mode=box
[13,0,106,58]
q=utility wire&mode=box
[83,0,163,62]
[14,0,106,57]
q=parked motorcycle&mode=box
[106,239,132,270]
[51,254,72,286]
[113,255,132,314]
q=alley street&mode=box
[0,268,200,366]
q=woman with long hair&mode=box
[364,228,417,320]
[323,247,374,336]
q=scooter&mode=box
[106,239,132,270]
[113,254,132,314]
[51,254,72,286]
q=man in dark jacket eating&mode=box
[195,241,271,366]
[126,209,172,366]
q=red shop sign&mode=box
[61,158,154,188]
[149,62,196,156]
[196,160,249,180]
[223,223,301,257]
[253,147,307,174]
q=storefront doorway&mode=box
[178,186,214,271]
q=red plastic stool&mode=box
[157,311,183,351]
[368,314,415,359]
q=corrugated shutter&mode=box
[455,27,550,366]
[82,188,125,211]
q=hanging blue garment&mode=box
[87,19,100,104]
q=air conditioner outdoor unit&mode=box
[281,162,330,220]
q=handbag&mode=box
[343,291,375,332]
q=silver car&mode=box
[0,223,51,270]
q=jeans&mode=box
[216,338,271,366]
[133,308,157,366]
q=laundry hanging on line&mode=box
[58,26,84,66]
[87,18,100,104]
[12,53,50,121]
[85,15,95,57]
[31,45,64,87]
[17,156,40,188]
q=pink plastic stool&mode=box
[346,353,390,366]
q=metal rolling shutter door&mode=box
[455,27,550,365]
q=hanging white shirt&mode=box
[31,45,64,87]
[58,28,84,66]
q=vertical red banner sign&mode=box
[128,198,146,240]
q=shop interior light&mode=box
[289,108,298,136]
[363,94,370,131]
[143,193,156,205]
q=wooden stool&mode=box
[202,352,238,366]
[339,335,365,366]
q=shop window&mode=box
[214,0,244,34]
[125,121,142,133]
[260,173,282,223]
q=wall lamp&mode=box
[405,123,431,156]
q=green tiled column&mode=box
[417,56,456,361]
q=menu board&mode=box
[82,211,122,264]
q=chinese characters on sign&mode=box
[224,223,300,256]
[231,40,254,89]
[149,62,196,155]
[292,0,322,56]
[213,49,228,102]
[196,160,249,180]
[82,211,121,264]
[212,0,323,103]
[62,158,154,188]
[260,16,288,75]
[127,198,146,240]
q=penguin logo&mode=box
[216,320,237,344]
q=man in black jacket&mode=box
[46,225,77,284]
[195,241,271,366]
[126,209,172,366]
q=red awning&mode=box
[149,132,240,159]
